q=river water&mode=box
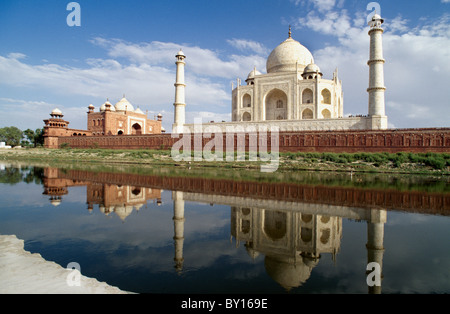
[0,162,449,294]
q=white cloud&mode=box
[0,36,269,130]
[226,38,270,56]
[91,37,267,79]
[0,98,67,131]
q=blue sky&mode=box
[0,0,449,132]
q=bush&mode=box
[339,153,355,163]
[425,157,446,170]
[305,152,321,159]
[336,157,348,164]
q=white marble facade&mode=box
[232,32,344,125]
[175,20,388,134]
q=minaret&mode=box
[367,13,388,130]
[173,49,186,133]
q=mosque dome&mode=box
[135,107,144,115]
[115,97,134,112]
[51,108,63,117]
[100,100,115,112]
[266,32,314,74]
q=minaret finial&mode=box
[288,25,292,38]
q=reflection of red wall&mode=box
[55,169,450,216]
[51,128,450,153]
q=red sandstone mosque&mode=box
[43,96,163,148]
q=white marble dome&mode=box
[266,36,314,74]
[303,63,321,74]
[247,68,262,80]
[115,97,134,112]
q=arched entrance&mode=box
[265,89,287,121]
[131,123,142,135]
[302,109,314,119]
[263,210,287,241]
[321,89,331,104]
[302,89,313,104]
[242,112,251,121]
[322,109,331,119]
[242,94,251,108]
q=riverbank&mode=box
[0,235,130,294]
[0,148,449,175]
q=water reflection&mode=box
[1,164,449,294]
[38,166,446,294]
[43,167,162,219]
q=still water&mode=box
[0,163,449,294]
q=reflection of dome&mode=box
[266,35,314,74]
[245,243,260,259]
[264,255,318,291]
[50,199,62,207]
[115,97,134,112]
[114,205,134,221]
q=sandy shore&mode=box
[0,235,130,294]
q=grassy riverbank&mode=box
[1,147,449,175]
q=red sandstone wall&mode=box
[50,128,450,153]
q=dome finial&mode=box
[288,25,292,38]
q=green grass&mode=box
[0,148,449,174]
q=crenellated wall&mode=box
[47,128,450,153]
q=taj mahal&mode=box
[42,14,449,153]
[174,14,388,133]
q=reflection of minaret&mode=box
[366,209,386,294]
[172,191,185,273]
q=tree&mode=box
[0,126,23,147]
[34,128,45,147]
[23,128,45,147]
[24,129,34,143]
